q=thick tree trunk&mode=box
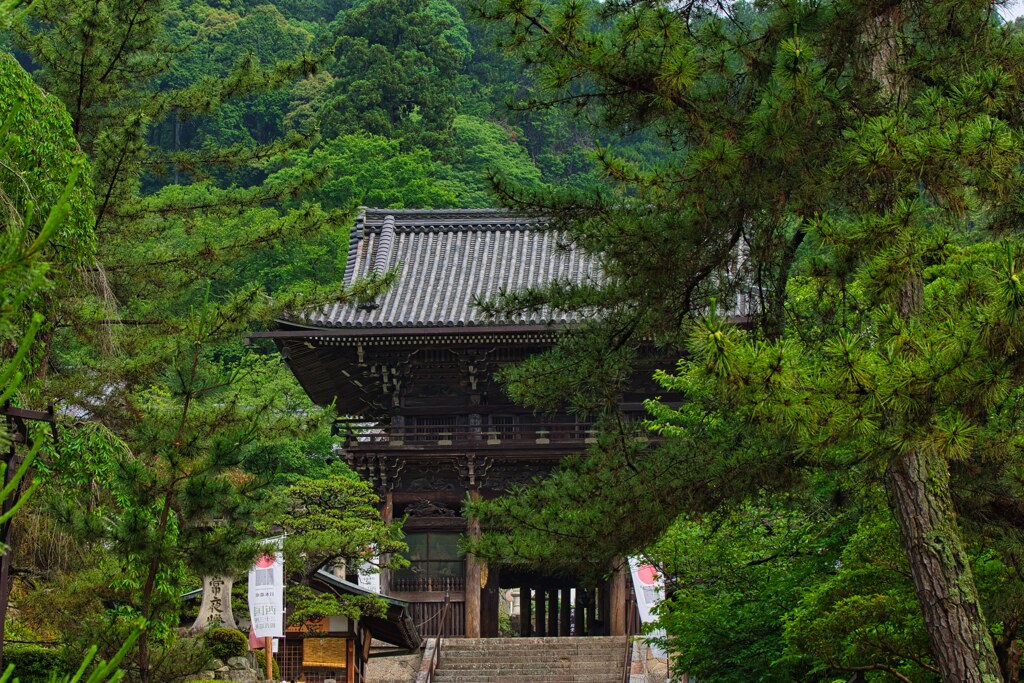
[887,446,1003,682]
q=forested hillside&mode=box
[0,0,662,679]
[13,0,629,209]
[6,1,1024,682]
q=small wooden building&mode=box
[261,209,664,638]
[279,570,420,683]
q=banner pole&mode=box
[264,636,273,681]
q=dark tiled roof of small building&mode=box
[293,208,600,329]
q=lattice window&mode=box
[392,532,465,592]
[280,639,303,682]
[302,667,346,683]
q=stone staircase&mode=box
[430,636,628,683]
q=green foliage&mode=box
[278,134,459,210]
[2,630,143,683]
[649,497,844,682]
[319,0,468,148]
[285,585,386,628]
[439,115,543,207]
[468,1,1024,680]
[277,474,407,581]
[160,2,316,154]
[0,49,94,574]
[202,629,246,661]
[10,1,382,679]
[2,645,68,682]
[0,55,94,266]
[780,511,936,682]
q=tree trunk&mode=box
[996,632,1022,683]
[887,447,1003,682]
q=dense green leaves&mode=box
[465,1,1024,680]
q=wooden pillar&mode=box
[465,490,482,638]
[560,588,571,637]
[536,588,546,636]
[481,564,500,637]
[585,590,597,636]
[380,490,393,594]
[547,589,559,636]
[573,589,585,637]
[347,638,355,683]
[609,560,628,637]
[521,587,532,636]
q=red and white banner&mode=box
[629,557,667,657]
[248,537,285,638]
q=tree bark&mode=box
[886,447,1003,682]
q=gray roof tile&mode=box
[295,208,600,329]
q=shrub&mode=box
[4,644,68,682]
[204,628,248,660]
[248,655,280,680]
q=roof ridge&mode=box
[372,214,396,273]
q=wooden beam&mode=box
[392,491,465,504]
[402,517,467,531]
[0,405,53,422]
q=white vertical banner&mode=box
[248,537,285,638]
[357,544,381,594]
[629,557,668,658]
[357,561,381,594]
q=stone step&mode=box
[440,663,614,667]
[441,646,623,651]
[432,636,626,683]
[442,646,624,653]
[443,637,625,647]
[433,677,623,683]
[432,675,622,679]
[441,654,620,660]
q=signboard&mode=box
[248,537,285,638]
[629,557,667,657]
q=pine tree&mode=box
[11,1,389,679]
[468,1,1024,679]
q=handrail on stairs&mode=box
[622,633,634,683]
[419,591,451,683]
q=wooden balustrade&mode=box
[337,418,658,450]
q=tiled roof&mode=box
[292,208,600,329]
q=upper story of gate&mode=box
[256,208,685,468]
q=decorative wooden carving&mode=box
[403,473,459,493]
[345,454,405,493]
[480,462,553,493]
[405,498,456,518]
